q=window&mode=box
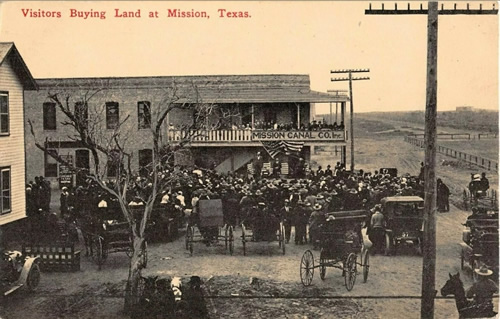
[75,101,88,130]
[45,149,58,177]
[138,101,151,129]
[138,149,153,176]
[0,92,8,135]
[0,167,11,214]
[43,102,57,130]
[106,102,119,129]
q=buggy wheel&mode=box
[228,226,234,256]
[225,225,229,250]
[281,225,286,255]
[319,249,326,280]
[473,259,481,283]
[362,249,370,283]
[242,224,247,256]
[344,253,357,291]
[188,226,194,256]
[26,263,41,291]
[185,225,191,250]
[141,241,148,268]
[300,250,314,286]
[384,233,393,256]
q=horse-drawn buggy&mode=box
[381,196,424,255]
[460,203,498,282]
[185,199,234,256]
[87,204,147,270]
[299,210,369,291]
[240,203,286,256]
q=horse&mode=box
[440,272,497,318]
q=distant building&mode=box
[456,106,474,112]
[25,74,349,188]
[0,43,37,227]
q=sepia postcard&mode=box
[0,1,498,318]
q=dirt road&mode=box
[0,202,494,318]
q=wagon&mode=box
[185,199,234,256]
[381,196,424,255]
[460,210,499,282]
[240,205,285,256]
[299,210,369,291]
[90,206,147,270]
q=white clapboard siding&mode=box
[0,57,26,225]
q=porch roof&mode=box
[35,74,349,103]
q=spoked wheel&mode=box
[188,227,194,256]
[92,237,106,270]
[319,249,326,280]
[224,225,229,250]
[185,225,191,250]
[300,250,315,286]
[384,232,393,256]
[228,226,234,256]
[281,225,286,255]
[344,253,357,291]
[242,224,247,256]
[362,249,370,283]
[141,241,148,268]
[26,262,41,291]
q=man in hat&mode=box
[294,200,308,245]
[280,199,294,243]
[324,165,333,177]
[466,266,498,316]
[469,174,483,198]
[368,204,385,254]
[479,172,490,193]
[309,204,325,249]
[253,152,263,180]
[437,179,450,212]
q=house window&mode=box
[106,102,119,129]
[138,101,151,129]
[43,102,57,130]
[75,101,88,130]
[0,167,11,214]
[45,149,58,177]
[0,92,9,135]
[138,149,153,176]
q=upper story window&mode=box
[0,167,11,214]
[75,101,88,130]
[106,102,119,129]
[43,102,57,130]
[0,92,9,135]
[138,101,151,129]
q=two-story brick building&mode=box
[24,74,349,188]
[0,43,37,230]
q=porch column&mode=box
[251,104,255,129]
[335,103,338,122]
[297,104,300,129]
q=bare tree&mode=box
[28,79,234,312]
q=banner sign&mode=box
[251,130,345,141]
[59,155,74,188]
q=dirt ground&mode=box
[1,121,498,319]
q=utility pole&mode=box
[331,69,370,172]
[365,2,497,319]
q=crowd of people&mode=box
[168,119,345,132]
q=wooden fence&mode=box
[409,133,471,140]
[404,136,498,172]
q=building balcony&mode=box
[167,129,347,147]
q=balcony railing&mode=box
[167,129,346,143]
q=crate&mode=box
[22,243,81,272]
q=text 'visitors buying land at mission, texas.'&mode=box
[21,8,251,19]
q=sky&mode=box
[0,1,498,113]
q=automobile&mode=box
[1,250,40,297]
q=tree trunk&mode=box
[124,235,146,314]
